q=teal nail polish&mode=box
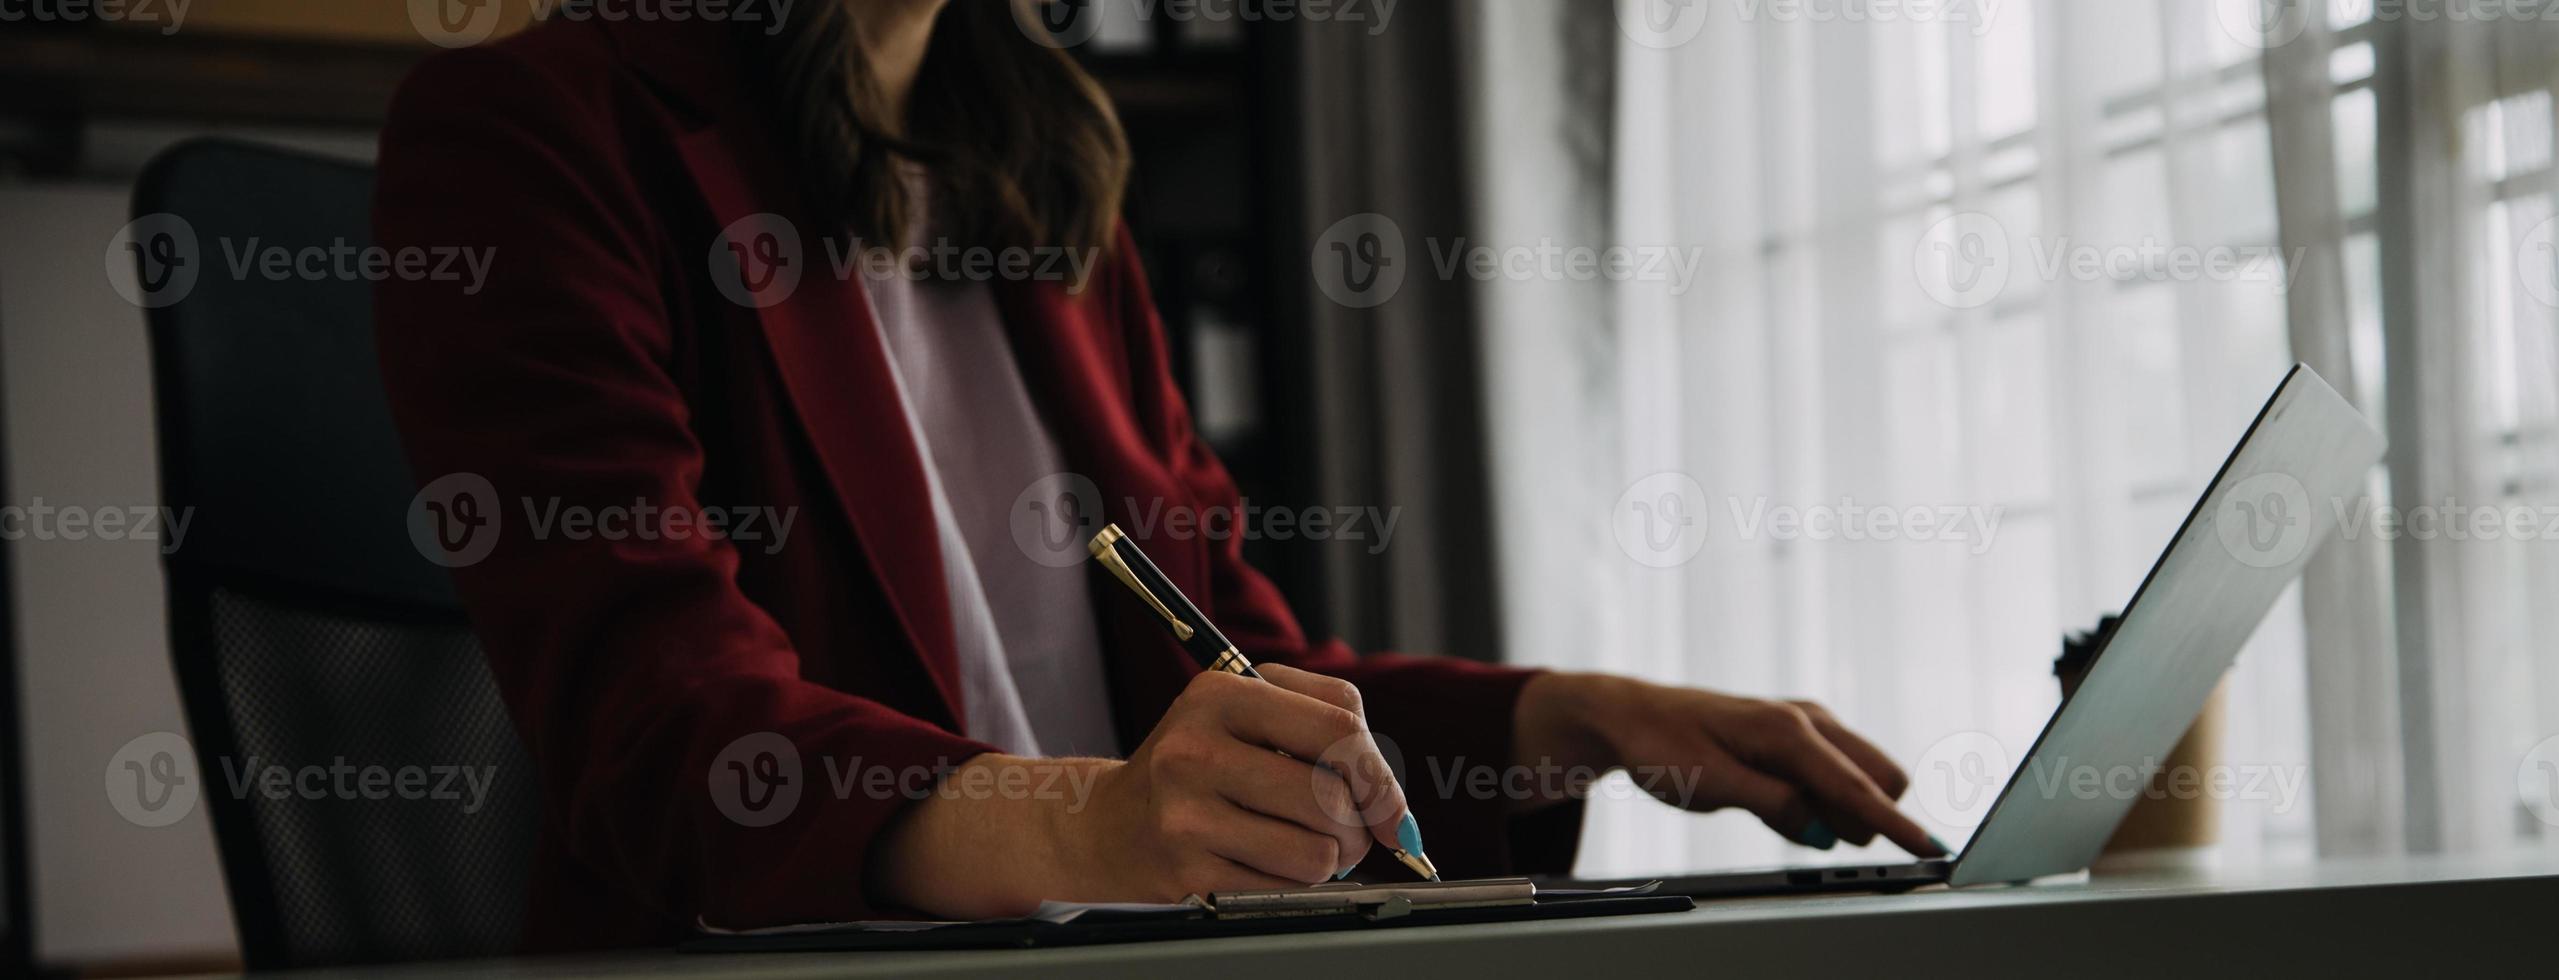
[1927,834,1953,856]
[1333,866,1355,881]
[1397,812,1427,857]
[1800,818,1837,850]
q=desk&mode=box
[258,853,2553,979]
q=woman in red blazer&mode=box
[373,2,1938,949]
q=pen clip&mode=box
[1089,525,1195,642]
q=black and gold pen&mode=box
[1087,523,1441,882]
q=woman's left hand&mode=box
[1513,673,1947,857]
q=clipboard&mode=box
[679,878,1694,952]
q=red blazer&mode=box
[373,17,1577,950]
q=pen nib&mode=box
[1394,848,1441,883]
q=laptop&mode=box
[1551,363,2386,898]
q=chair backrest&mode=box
[134,138,538,970]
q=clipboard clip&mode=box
[1199,877,1539,920]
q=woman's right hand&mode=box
[866,664,1415,918]
[1062,664,1412,900]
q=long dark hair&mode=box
[754,2,1131,265]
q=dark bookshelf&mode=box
[1057,11,1323,622]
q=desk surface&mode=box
[252,852,2556,979]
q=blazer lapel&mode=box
[674,114,967,726]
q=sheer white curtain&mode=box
[1461,0,2559,877]
[2262,1,2559,854]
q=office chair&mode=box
[135,139,538,969]
[0,295,36,976]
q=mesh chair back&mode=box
[134,138,537,969]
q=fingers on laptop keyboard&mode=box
[1780,732,1936,855]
